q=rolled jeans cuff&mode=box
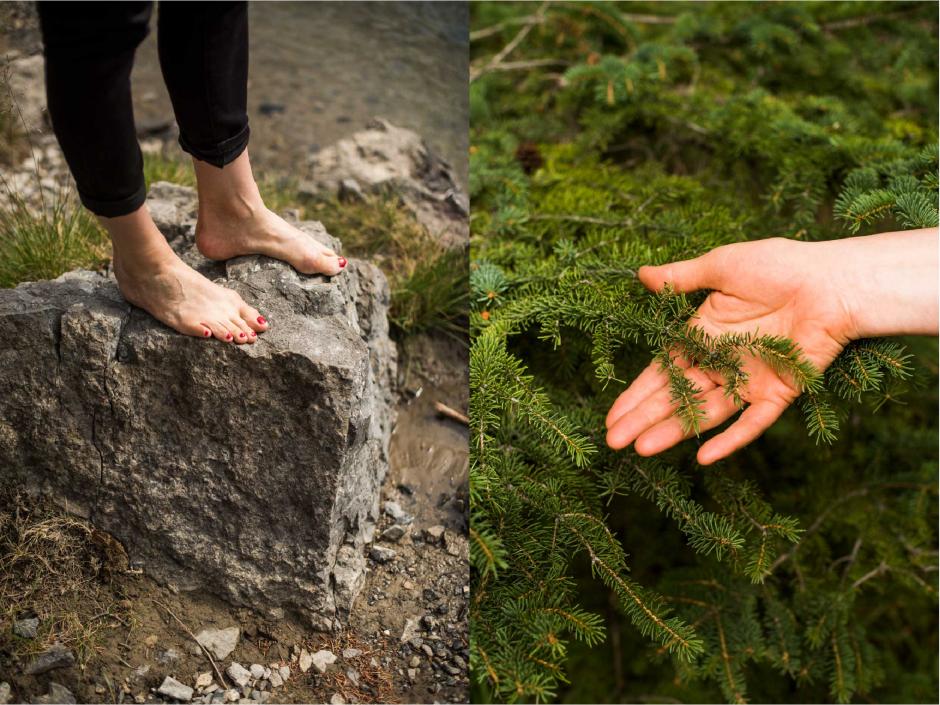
[78,177,147,218]
[178,123,250,168]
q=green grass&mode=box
[143,151,195,188]
[0,183,110,289]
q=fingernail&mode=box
[338,257,347,268]
[258,316,266,325]
[225,333,233,341]
[204,330,211,337]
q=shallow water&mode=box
[130,1,469,189]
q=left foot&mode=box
[196,202,347,276]
[192,149,347,276]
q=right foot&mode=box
[112,247,268,344]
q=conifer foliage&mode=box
[470,3,937,702]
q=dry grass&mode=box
[299,632,399,704]
[0,491,130,665]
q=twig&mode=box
[434,401,469,425]
[852,561,889,590]
[484,58,571,73]
[822,9,919,31]
[470,14,546,42]
[155,600,229,688]
[471,1,551,82]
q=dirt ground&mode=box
[0,333,469,704]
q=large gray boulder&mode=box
[0,183,396,630]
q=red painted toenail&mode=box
[225,333,233,340]
[239,332,246,338]
[338,257,347,268]
[250,331,256,337]
[258,316,266,325]
[204,330,211,337]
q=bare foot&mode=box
[104,207,268,343]
[195,203,347,276]
[191,149,347,276]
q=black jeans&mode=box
[37,1,250,218]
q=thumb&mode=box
[638,250,724,294]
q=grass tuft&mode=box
[0,183,110,288]
[0,490,130,664]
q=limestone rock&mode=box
[307,118,468,248]
[13,616,39,639]
[30,682,75,705]
[226,664,251,689]
[195,627,240,661]
[23,644,75,675]
[157,677,193,702]
[310,650,337,674]
[0,183,396,630]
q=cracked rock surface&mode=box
[0,182,396,630]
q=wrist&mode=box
[821,229,939,340]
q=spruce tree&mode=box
[469,2,938,702]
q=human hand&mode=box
[605,228,939,465]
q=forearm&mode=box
[826,228,939,339]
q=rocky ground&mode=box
[0,333,468,705]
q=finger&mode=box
[605,361,669,429]
[606,365,717,450]
[634,387,741,457]
[696,399,787,465]
[638,249,724,294]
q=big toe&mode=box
[299,247,346,277]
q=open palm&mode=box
[605,238,853,465]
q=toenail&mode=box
[338,257,347,268]
[250,331,256,337]
[239,332,246,338]
[257,316,266,325]
[204,330,211,337]
[225,333,233,340]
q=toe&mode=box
[241,304,268,333]
[206,321,233,343]
[230,318,253,344]
[181,320,213,339]
[302,249,346,277]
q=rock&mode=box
[30,682,75,705]
[13,616,40,639]
[424,525,445,543]
[341,648,362,659]
[369,546,397,564]
[379,524,407,542]
[407,667,417,681]
[383,501,414,525]
[338,178,365,203]
[0,183,396,630]
[195,627,240,661]
[0,682,11,705]
[23,644,75,675]
[400,618,419,643]
[157,677,194,702]
[195,673,214,689]
[329,695,345,705]
[226,663,252,689]
[409,656,421,668]
[277,666,290,682]
[308,119,468,248]
[158,647,181,664]
[249,664,265,680]
[310,649,337,674]
[267,672,283,689]
[223,690,240,703]
[298,649,312,673]
[345,668,359,687]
